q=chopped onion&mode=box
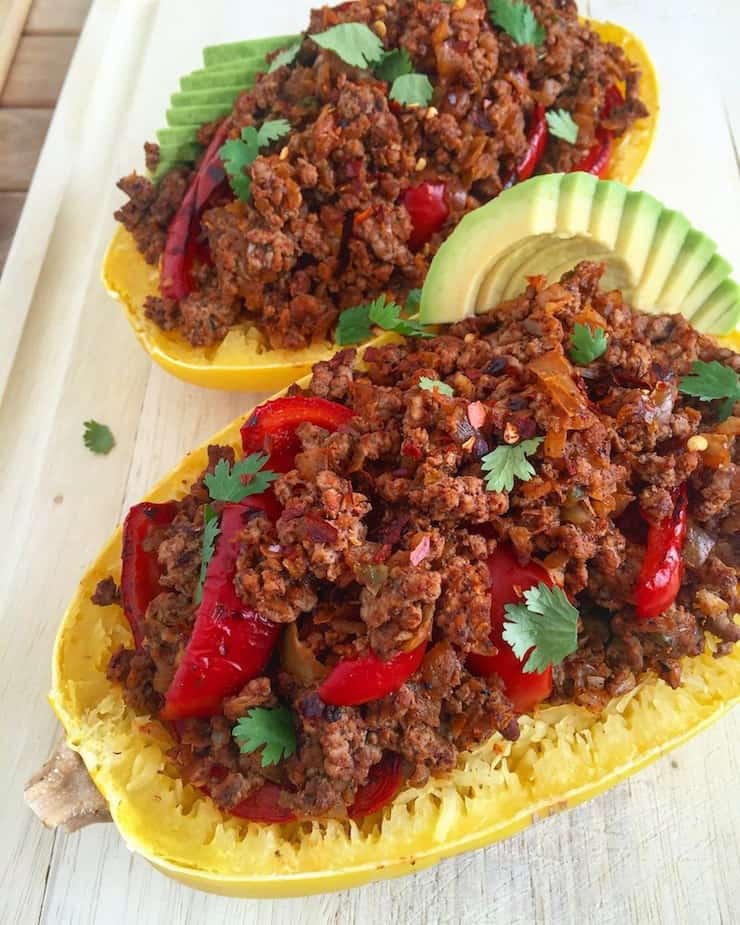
[280,624,328,684]
[683,525,715,569]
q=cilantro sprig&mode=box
[311,23,384,68]
[481,437,543,493]
[569,323,608,365]
[204,453,279,503]
[268,41,302,73]
[375,47,413,82]
[195,504,220,605]
[679,360,740,420]
[488,0,545,46]
[83,420,115,455]
[335,295,434,345]
[419,376,454,397]
[503,583,579,673]
[233,706,297,767]
[220,120,291,201]
[546,109,579,144]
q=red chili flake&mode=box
[410,535,431,566]
[304,516,339,544]
[468,401,487,429]
[401,440,423,460]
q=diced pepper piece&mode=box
[402,182,449,251]
[318,644,426,707]
[634,485,688,619]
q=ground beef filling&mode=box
[115,0,647,349]
[104,262,738,819]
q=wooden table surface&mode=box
[0,0,92,271]
[1,2,738,923]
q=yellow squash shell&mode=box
[51,379,738,899]
[103,20,659,391]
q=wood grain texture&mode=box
[0,191,25,270]
[26,0,92,34]
[0,108,52,189]
[0,0,33,93]
[0,35,78,106]
[1,1,739,924]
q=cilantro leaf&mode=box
[83,420,115,455]
[310,23,384,69]
[335,302,374,345]
[335,295,434,345]
[419,376,454,397]
[375,47,413,83]
[679,360,740,417]
[481,437,543,493]
[405,288,422,311]
[569,323,608,365]
[488,0,545,46]
[204,454,278,503]
[546,108,579,144]
[503,583,579,673]
[195,504,220,605]
[233,706,297,767]
[220,121,292,201]
[257,119,292,148]
[268,41,301,73]
[389,73,433,107]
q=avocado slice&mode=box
[171,86,247,108]
[420,174,739,336]
[180,62,263,92]
[203,34,299,67]
[166,103,234,128]
[157,127,200,147]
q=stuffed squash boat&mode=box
[52,177,739,896]
[107,0,658,389]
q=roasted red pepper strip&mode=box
[318,644,426,707]
[517,103,548,182]
[121,501,178,647]
[241,396,356,473]
[572,85,623,178]
[402,182,449,251]
[161,120,231,301]
[227,752,403,823]
[161,503,280,720]
[634,485,688,619]
[467,544,553,713]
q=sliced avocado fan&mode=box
[153,34,301,179]
[420,174,740,336]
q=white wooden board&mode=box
[0,1,738,923]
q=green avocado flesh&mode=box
[202,34,299,67]
[420,174,740,336]
[171,86,248,107]
[180,63,263,91]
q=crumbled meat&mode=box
[91,576,119,606]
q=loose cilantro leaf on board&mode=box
[488,0,545,46]
[375,47,413,83]
[83,420,115,455]
[268,41,302,73]
[545,108,579,144]
[233,706,297,767]
[335,295,434,345]
[503,583,579,673]
[220,120,291,201]
[679,360,740,420]
[310,23,385,69]
[481,437,543,493]
[195,504,220,605]
[569,323,608,365]
[389,73,434,107]
[418,376,454,397]
[204,454,279,503]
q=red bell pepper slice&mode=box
[161,503,280,720]
[467,544,553,713]
[161,120,231,301]
[318,644,426,707]
[572,85,623,178]
[121,501,178,647]
[226,752,403,823]
[402,182,449,251]
[634,485,688,620]
[241,396,356,473]
[517,103,548,182]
